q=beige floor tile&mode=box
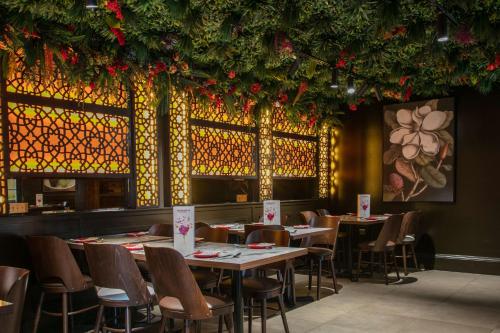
[402,318,491,333]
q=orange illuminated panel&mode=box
[273,137,316,177]
[8,102,130,174]
[6,55,128,108]
[191,125,256,177]
[191,101,255,127]
[272,108,317,136]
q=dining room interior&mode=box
[0,1,499,332]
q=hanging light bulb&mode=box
[437,12,449,42]
[330,69,339,89]
[86,0,98,10]
[347,77,355,95]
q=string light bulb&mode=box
[86,0,98,10]
[347,77,355,95]
[330,69,339,89]
[437,12,449,42]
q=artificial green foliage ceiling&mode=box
[0,0,499,125]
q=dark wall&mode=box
[336,88,500,265]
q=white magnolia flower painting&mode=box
[383,98,455,202]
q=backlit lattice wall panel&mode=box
[134,83,159,207]
[272,108,317,136]
[169,89,191,205]
[259,107,273,200]
[318,123,329,198]
[0,94,7,213]
[7,102,130,174]
[273,137,317,178]
[330,129,340,196]
[191,126,256,177]
[191,102,255,127]
[6,56,128,108]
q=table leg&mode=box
[232,270,244,333]
[347,224,356,281]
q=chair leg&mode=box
[183,320,190,333]
[195,321,201,333]
[402,244,408,276]
[356,251,363,281]
[159,316,167,333]
[277,295,289,333]
[33,291,45,333]
[260,298,267,333]
[330,257,338,294]
[94,304,104,333]
[411,243,418,271]
[125,307,132,333]
[392,249,400,281]
[289,265,296,304]
[248,298,253,333]
[62,293,69,333]
[224,314,233,333]
[218,316,223,333]
[369,251,374,276]
[383,251,389,285]
[308,257,313,290]
[316,258,322,300]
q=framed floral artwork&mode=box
[383,98,455,202]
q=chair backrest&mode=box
[299,211,318,225]
[316,209,330,216]
[244,224,284,242]
[245,229,290,246]
[0,266,30,333]
[148,223,173,237]
[397,211,421,243]
[195,227,228,243]
[373,214,404,252]
[26,236,87,292]
[143,246,212,320]
[301,216,341,249]
[84,243,151,306]
[195,221,210,230]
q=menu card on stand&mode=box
[173,206,195,255]
[263,200,281,225]
[357,194,370,218]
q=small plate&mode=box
[123,244,144,251]
[293,225,310,229]
[247,243,274,249]
[193,251,220,258]
[126,232,148,237]
[71,237,99,243]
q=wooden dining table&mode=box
[339,215,388,281]
[0,299,13,315]
[217,224,333,241]
[68,236,307,333]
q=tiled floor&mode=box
[259,270,500,333]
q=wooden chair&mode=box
[195,226,228,243]
[244,224,283,242]
[27,236,99,333]
[0,266,30,333]
[143,246,234,333]
[316,209,330,216]
[148,223,173,237]
[195,221,211,230]
[396,211,421,275]
[299,211,318,225]
[300,216,341,300]
[242,229,290,333]
[84,243,156,333]
[356,214,403,284]
[194,226,229,290]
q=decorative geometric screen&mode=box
[259,108,273,200]
[191,101,255,127]
[273,137,317,177]
[191,125,256,177]
[6,55,128,108]
[272,108,317,136]
[7,102,130,174]
[169,89,191,205]
[330,128,340,196]
[318,124,329,198]
[134,83,159,207]
[0,94,7,214]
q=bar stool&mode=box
[0,266,30,333]
[84,243,156,333]
[357,214,404,284]
[144,246,234,333]
[396,211,421,275]
[301,216,341,300]
[27,236,99,333]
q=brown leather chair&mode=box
[300,215,341,300]
[242,229,290,333]
[27,236,98,333]
[148,223,173,237]
[195,226,229,243]
[143,246,233,333]
[244,224,284,242]
[357,214,403,284]
[0,266,30,333]
[396,211,421,275]
[195,221,211,230]
[299,211,318,225]
[316,209,330,216]
[84,243,156,333]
